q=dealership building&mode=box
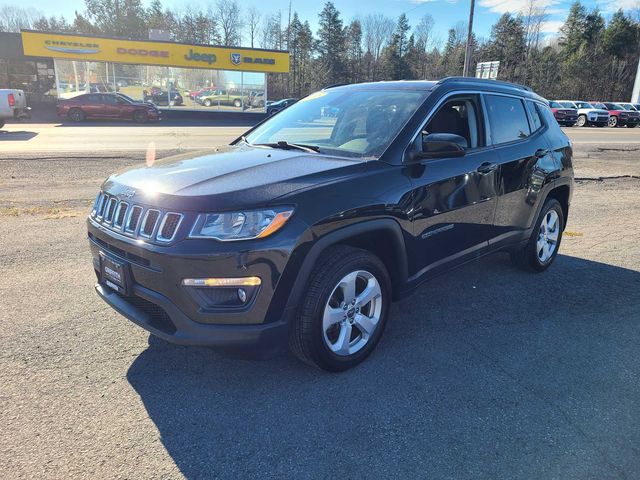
[0,30,290,112]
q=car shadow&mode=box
[0,130,38,141]
[127,253,640,479]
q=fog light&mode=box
[182,277,261,287]
[238,288,247,303]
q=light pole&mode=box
[462,0,476,77]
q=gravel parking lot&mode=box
[1,128,639,479]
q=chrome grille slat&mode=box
[113,202,129,229]
[126,205,143,234]
[140,209,160,238]
[104,197,117,223]
[157,213,183,242]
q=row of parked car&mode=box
[549,100,640,128]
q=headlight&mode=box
[189,207,294,241]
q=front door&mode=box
[407,94,499,279]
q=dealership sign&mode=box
[21,30,289,73]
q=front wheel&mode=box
[0,119,4,129]
[608,116,618,127]
[233,98,242,108]
[511,198,564,272]
[289,246,391,371]
[576,115,586,127]
[69,108,85,122]
[133,110,148,123]
[628,123,638,128]
[203,99,212,107]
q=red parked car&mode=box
[591,102,640,128]
[57,93,161,123]
[548,101,578,127]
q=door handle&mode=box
[535,149,550,158]
[476,162,498,174]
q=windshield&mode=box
[576,102,594,109]
[549,101,563,108]
[245,88,428,159]
[559,102,575,108]
[610,103,624,110]
[116,94,134,103]
[621,104,635,110]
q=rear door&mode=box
[407,93,500,275]
[484,93,556,248]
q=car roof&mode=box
[325,77,546,102]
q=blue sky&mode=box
[10,0,637,46]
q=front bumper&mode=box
[88,216,304,350]
[95,282,287,351]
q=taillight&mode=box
[8,93,15,107]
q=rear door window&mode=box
[484,94,531,145]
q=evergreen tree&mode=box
[315,2,347,87]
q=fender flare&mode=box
[280,219,409,317]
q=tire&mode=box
[289,245,391,372]
[233,98,242,108]
[203,99,212,107]
[511,198,564,272]
[628,123,638,128]
[608,116,618,127]
[69,108,85,122]
[0,119,4,129]
[133,110,148,124]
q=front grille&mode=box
[89,192,184,244]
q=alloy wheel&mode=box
[537,210,560,263]
[322,270,383,356]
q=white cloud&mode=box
[478,0,558,15]
[601,0,640,13]
[539,20,564,33]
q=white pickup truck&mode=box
[0,89,29,129]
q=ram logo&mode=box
[230,53,242,65]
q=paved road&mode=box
[1,130,639,478]
[1,121,639,153]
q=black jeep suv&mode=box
[88,78,573,371]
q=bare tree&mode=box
[245,6,261,48]
[216,0,243,46]
[521,0,548,83]
[414,13,435,52]
[0,6,41,32]
[362,13,394,80]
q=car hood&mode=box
[577,108,609,115]
[101,145,365,211]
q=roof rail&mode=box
[437,76,533,92]
[323,83,349,90]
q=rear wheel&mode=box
[133,110,148,124]
[69,108,85,122]
[576,114,586,127]
[608,115,618,127]
[233,98,242,108]
[289,245,391,371]
[0,119,4,129]
[511,198,564,272]
[628,123,638,128]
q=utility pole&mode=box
[462,0,476,77]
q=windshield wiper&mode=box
[253,140,320,153]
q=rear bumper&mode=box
[95,282,288,351]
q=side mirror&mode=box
[410,133,468,161]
